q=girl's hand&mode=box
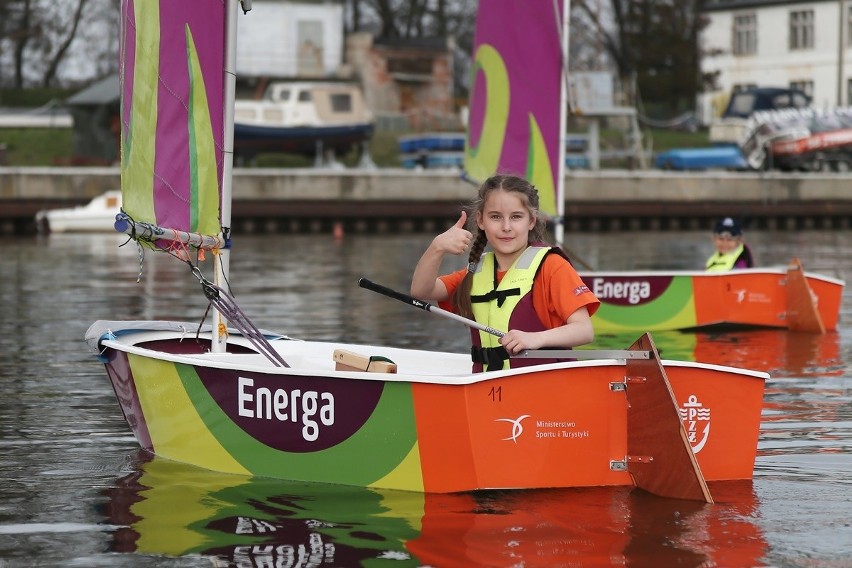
[500,308,595,354]
[432,211,472,255]
[499,330,543,354]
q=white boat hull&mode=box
[35,190,121,233]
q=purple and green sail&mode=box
[120,0,225,238]
[465,0,565,217]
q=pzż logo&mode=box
[679,395,711,453]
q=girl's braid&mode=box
[454,231,488,319]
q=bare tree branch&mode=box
[41,0,88,87]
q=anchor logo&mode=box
[679,395,711,453]
[496,414,531,443]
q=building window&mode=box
[330,94,353,113]
[847,79,852,105]
[789,10,814,50]
[790,81,814,98]
[733,13,757,55]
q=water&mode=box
[1,229,851,567]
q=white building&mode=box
[236,0,345,79]
[699,0,852,124]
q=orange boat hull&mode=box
[413,360,765,492]
[583,264,843,332]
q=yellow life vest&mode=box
[705,243,745,272]
[470,246,550,370]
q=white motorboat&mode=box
[233,81,374,162]
[35,190,121,233]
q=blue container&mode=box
[654,146,748,170]
[565,154,590,169]
[398,132,466,153]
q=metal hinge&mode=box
[610,455,654,471]
[610,375,646,391]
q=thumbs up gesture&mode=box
[433,211,473,255]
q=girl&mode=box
[411,174,600,372]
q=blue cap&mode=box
[713,217,742,236]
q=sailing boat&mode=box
[582,259,844,333]
[461,1,843,334]
[87,0,767,502]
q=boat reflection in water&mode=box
[102,453,766,567]
[587,328,842,377]
[693,329,843,378]
[103,453,421,565]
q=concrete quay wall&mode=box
[2,166,852,234]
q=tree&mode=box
[572,0,717,117]
[0,0,117,88]
[1,0,36,88]
[39,0,89,87]
[346,0,475,45]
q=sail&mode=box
[464,0,567,219]
[119,0,226,239]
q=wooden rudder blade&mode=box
[785,257,826,334]
[625,333,713,503]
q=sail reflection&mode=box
[102,453,767,567]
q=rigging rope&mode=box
[117,212,287,367]
[191,266,289,368]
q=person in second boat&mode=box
[410,174,600,372]
[705,217,755,271]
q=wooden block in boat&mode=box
[333,349,397,373]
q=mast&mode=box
[212,0,242,353]
[556,0,571,246]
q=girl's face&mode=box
[713,233,741,254]
[476,189,537,266]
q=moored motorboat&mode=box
[233,80,374,162]
[35,190,121,233]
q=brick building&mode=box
[346,32,459,131]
